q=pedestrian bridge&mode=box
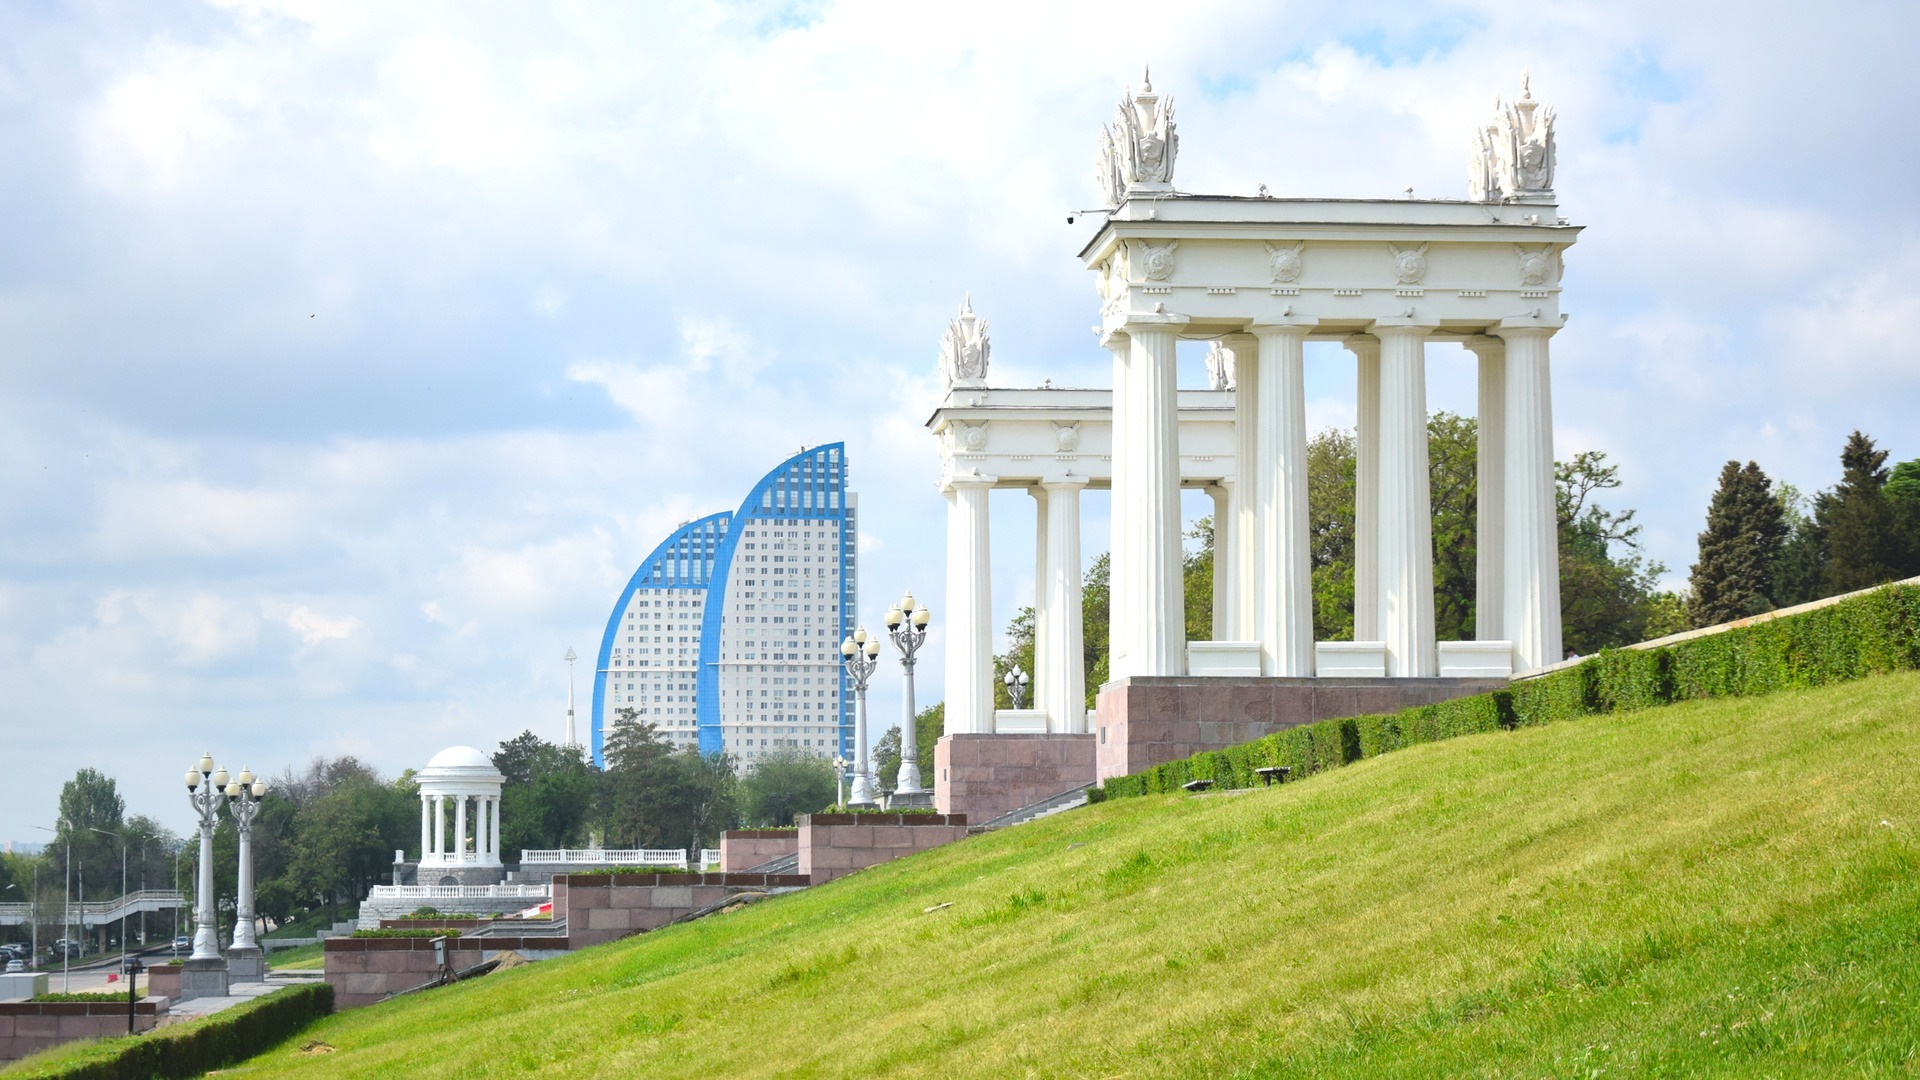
[0,889,186,928]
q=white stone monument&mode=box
[415,746,506,887]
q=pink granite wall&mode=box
[558,872,810,949]
[935,734,1096,822]
[0,999,167,1061]
[1094,675,1508,780]
[797,814,969,885]
[720,830,799,872]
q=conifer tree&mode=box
[1687,460,1788,627]
[1819,431,1917,593]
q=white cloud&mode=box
[284,605,362,646]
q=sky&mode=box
[3,0,1917,842]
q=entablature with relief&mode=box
[927,387,1238,491]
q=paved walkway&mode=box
[157,973,321,1026]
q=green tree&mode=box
[1081,555,1111,707]
[1308,427,1358,641]
[492,731,597,857]
[1687,460,1790,627]
[599,710,737,850]
[1820,431,1918,594]
[736,753,835,826]
[1556,450,1673,655]
[1887,459,1920,509]
[54,768,125,899]
[1427,412,1480,641]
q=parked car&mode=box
[4,959,21,973]
[171,935,190,957]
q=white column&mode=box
[943,477,995,734]
[1041,477,1087,732]
[1498,323,1563,672]
[1031,486,1050,711]
[1225,334,1260,641]
[1469,335,1507,642]
[489,796,502,862]
[1128,316,1189,676]
[1208,484,1230,641]
[1347,335,1382,641]
[454,796,467,861]
[1103,330,1133,681]
[1373,322,1437,677]
[1253,321,1318,675]
[419,794,429,862]
[433,795,445,860]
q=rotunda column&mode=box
[1345,335,1382,642]
[1373,321,1437,677]
[1223,334,1261,641]
[455,796,467,862]
[1468,335,1507,642]
[419,794,429,863]
[1208,483,1230,641]
[1041,476,1088,732]
[943,475,996,735]
[1496,322,1563,672]
[1101,328,1133,680]
[1125,313,1190,676]
[1253,319,1318,675]
[433,795,445,860]
[1031,485,1050,717]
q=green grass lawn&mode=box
[231,673,1920,1077]
[267,942,325,971]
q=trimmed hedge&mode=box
[6,981,333,1079]
[1096,583,1920,802]
[349,928,460,939]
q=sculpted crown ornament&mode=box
[1204,341,1236,391]
[940,294,990,394]
[1096,66,1179,206]
[1470,71,1557,203]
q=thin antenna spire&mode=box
[563,647,578,747]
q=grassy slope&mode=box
[234,674,1920,1078]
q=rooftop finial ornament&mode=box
[1470,71,1557,203]
[1095,65,1179,207]
[939,293,990,394]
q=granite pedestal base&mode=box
[176,957,229,1001]
[884,790,935,811]
[1094,675,1508,781]
[935,733,1097,823]
[226,947,265,983]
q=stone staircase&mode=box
[745,852,800,875]
[973,786,1091,832]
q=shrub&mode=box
[6,981,333,1079]
[349,928,460,939]
[1091,583,1920,803]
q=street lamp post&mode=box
[831,756,849,810]
[86,827,127,984]
[840,629,882,810]
[181,752,231,999]
[223,767,269,982]
[1004,668,1031,710]
[885,593,934,808]
[32,822,70,991]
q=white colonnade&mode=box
[415,746,505,870]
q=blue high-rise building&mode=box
[590,445,858,768]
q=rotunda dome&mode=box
[426,745,494,770]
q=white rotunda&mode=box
[416,745,506,886]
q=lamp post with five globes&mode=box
[183,755,227,964]
[1004,668,1030,710]
[224,767,269,981]
[885,593,933,805]
[840,628,882,809]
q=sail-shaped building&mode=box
[590,445,858,768]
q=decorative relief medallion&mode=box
[954,421,988,452]
[1263,240,1305,284]
[1132,239,1178,282]
[1387,242,1429,285]
[1515,244,1554,286]
[1052,422,1081,452]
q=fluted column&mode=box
[1224,334,1260,641]
[1469,335,1507,642]
[1498,323,1563,672]
[943,476,995,734]
[433,795,445,859]
[1041,477,1088,732]
[454,796,467,861]
[1373,322,1437,677]
[1253,321,1317,675]
[1031,486,1050,713]
[1346,335,1382,641]
[1102,329,1133,682]
[419,794,429,862]
[1127,316,1189,676]
[1208,484,1230,641]
[490,796,502,862]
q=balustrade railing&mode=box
[517,848,688,868]
[368,884,551,900]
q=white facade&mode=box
[593,445,858,768]
[930,73,1571,736]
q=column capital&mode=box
[1464,333,1506,356]
[1342,333,1381,356]
[1119,310,1191,333]
[1038,474,1090,491]
[1494,318,1561,339]
[941,471,1000,495]
[1368,317,1438,337]
[1098,326,1129,350]
[1249,316,1319,338]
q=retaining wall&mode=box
[935,733,1096,822]
[797,813,969,885]
[0,997,167,1062]
[720,830,798,872]
[323,936,561,1010]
